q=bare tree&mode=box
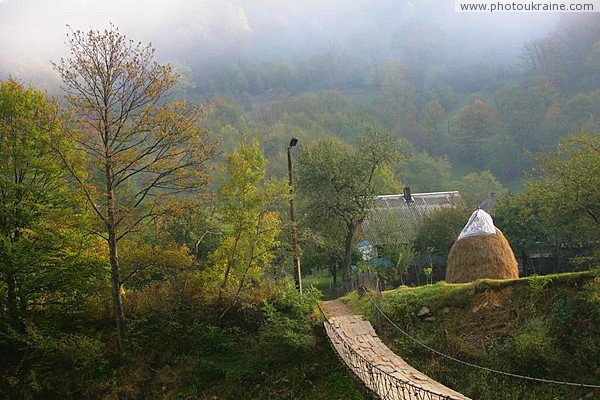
[52,25,215,350]
[521,37,559,82]
[392,22,444,94]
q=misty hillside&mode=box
[2,4,598,194]
[2,2,600,399]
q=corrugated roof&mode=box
[357,191,462,245]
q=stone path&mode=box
[320,300,470,400]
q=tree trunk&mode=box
[342,224,354,289]
[6,272,23,332]
[106,162,126,351]
[331,265,337,289]
[108,228,126,351]
[520,245,529,277]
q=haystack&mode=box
[446,211,518,283]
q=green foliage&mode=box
[480,133,530,180]
[207,136,287,296]
[411,207,470,261]
[297,129,401,284]
[377,243,417,288]
[0,78,105,333]
[494,191,549,255]
[526,133,600,257]
[121,278,370,400]
[1,325,108,397]
[496,78,560,151]
[370,164,404,195]
[528,274,553,295]
[397,151,453,192]
[259,284,321,350]
[341,271,600,400]
[454,171,507,209]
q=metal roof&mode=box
[357,191,462,245]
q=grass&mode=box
[340,270,600,400]
[304,272,338,300]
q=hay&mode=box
[446,228,518,283]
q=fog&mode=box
[0,0,562,90]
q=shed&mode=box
[357,190,462,248]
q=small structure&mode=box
[357,189,462,253]
[446,209,518,283]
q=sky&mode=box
[0,0,561,89]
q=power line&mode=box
[364,290,600,390]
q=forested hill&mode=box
[1,6,600,399]
[190,13,600,195]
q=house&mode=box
[356,188,462,258]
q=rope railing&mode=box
[363,290,600,391]
[317,303,464,400]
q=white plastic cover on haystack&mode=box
[457,209,496,240]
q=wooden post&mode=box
[375,277,383,335]
[287,140,302,294]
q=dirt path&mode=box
[319,300,355,318]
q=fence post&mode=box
[375,276,383,335]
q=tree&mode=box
[451,99,503,167]
[455,171,507,209]
[565,89,600,133]
[396,151,453,193]
[452,99,502,143]
[392,22,444,93]
[521,38,561,83]
[494,192,550,276]
[495,79,559,151]
[207,137,287,304]
[527,133,600,254]
[52,26,215,349]
[585,40,600,88]
[297,129,400,287]
[0,79,99,331]
[315,42,344,90]
[421,98,444,148]
[411,207,470,263]
[480,134,529,181]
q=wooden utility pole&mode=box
[288,138,302,294]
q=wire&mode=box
[364,290,600,390]
[318,301,459,400]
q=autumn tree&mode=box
[421,98,444,148]
[521,38,561,83]
[392,22,444,93]
[451,99,502,167]
[311,42,344,90]
[297,129,400,287]
[207,137,287,304]
[0,79,100,332]
[53,26,215,349]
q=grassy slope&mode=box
[130,290,374,400]
[341,271,600,400]
[193,324,374,400]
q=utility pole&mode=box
[288,137,302,294]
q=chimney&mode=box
[403,186,414,203]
